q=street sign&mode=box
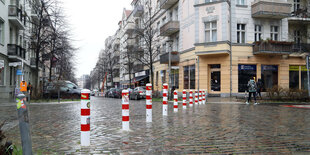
[17,69,23,75]
[0,60,4,69]
[9,62,22,67]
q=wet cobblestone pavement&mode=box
[1,97,310,154]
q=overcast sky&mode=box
[62,0,132,78]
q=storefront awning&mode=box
[134,75,149,82]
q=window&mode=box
[289,65,309,90]
[237,24,246,43]
[270,26,278,41]
[238,64,257,92]
[156,71,158,86]
[294,30,301,44]
[161,70,166,83]
[0,60,4,86]
[184,65,195,89]
[0,20,4,45]
[261,65,278,91]
[162,16,166,25]
[294,0,300,12]
[205,0,213,3]
[237,0,246,5]
[157,21,160,34]
[254,25,262,42]
[205,21,217,42]
[170,69,179,89]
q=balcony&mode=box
[133,5,144,17]
[133,64,144,72]
[160,21,180,36]
[31,8,39,22]
[160,51,180,64]
[160,0,179,10]
[253,41,293,55]
[292,43,310,53]
[8,5,24,30]
[124,22,136,34]
[126,38,135,48]
[251,0,291,19]
[7,44,26,61]
[288,9,310,22]
[30,57,43,69]
[114,38,120,46]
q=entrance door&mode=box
[210,64,221,92]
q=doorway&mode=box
[210,64,221,92]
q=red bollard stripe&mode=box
[122,116,129,121]
[174,105,178,108]
[81,124,90,131]
[146,96,152,100]
[122,104,129,109]
[81,109,90,116]
[163,101,167,105]
[146,105,152,109]
[174,99,178,102]
[81,93,90,100]
[163,93,167,96]
[183,97,186,100]
[146,86,152,90]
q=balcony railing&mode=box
[126,38,135,48]
[133,5,144,17]
[7,44,26,60]
[290,9,310,19]
[8,5,24,30]
[160,21,180,36]
[292,43,310,53]
[124,22,135,34]
[30,57,43,68]
[251,0,291,19]
[253,41,293,55]
[160,51,180,64]
[160,0,179,9]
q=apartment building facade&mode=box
[0,0,42,99]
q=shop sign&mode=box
[16,69,23,75]
[238,65,256,71]
[262,65,278,71]
[289,65,299,71]
[301,66,309,71]
[135,71,146,77]
[9,62,22,67]
[0,60,4,69]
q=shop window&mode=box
[171,69,179,89]
[289,65,309,90]
[261,65,278,91]
[238,64,257,92]
[161,70,166,84]
[0,60,4,86]
[184,65,195,89]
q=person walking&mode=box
[246,77,258,105]
[256,79,263,100]
[27,82,33,101]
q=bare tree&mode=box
[133,2,161,91]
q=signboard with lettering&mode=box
[16,69,23,75]
[9,62,22,67]
[238,64,257,71]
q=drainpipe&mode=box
[229,0,232,97]
[197,56,200,92]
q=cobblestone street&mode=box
[1,97,310,154]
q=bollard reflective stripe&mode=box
[163,83,168,116]
[174,90,178,112]
[202,90,206,104]
[183,90,187,109]
[122,90,129,131]
[146,83,152,122]
[189,90,193,107]
[81,89,91,146]
[195,91,198,105]
[199,91,202,105]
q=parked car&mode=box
[129,87,146,100]
[43,81,81,99]
[91,89,98,96]
[114,88,122,98]
[107,88,116,98]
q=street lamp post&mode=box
[167,39,173,100]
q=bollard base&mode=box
[81,131,90,146]
[163,105,168,116]
[146,109,152,122]
[122,122,129,131]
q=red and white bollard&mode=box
[202,90,206,104]
[195,90,198,105]
[173,90,178,112]
[146,84,152,122]
[81,89,91,146]
[163,83,168,116]
[199,91,202,105]
[122,90,130,131]
[183,90,187,109]
[189,90,193,107]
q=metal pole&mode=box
[197,57,200,93]
[307,56,310,97]
[16,94,33,155]
[168,41,172,100]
